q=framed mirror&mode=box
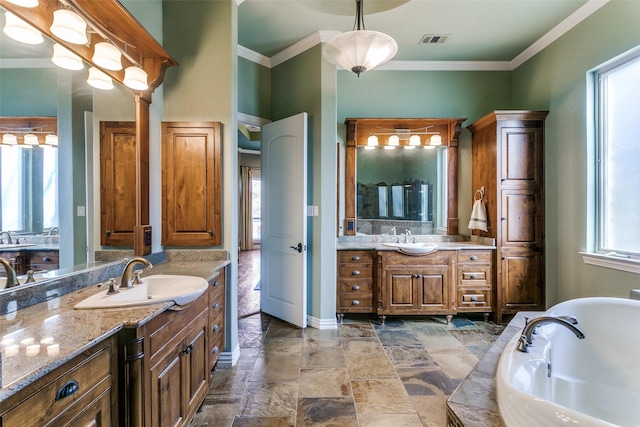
[344,118,466,236]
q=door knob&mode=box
[289,243,303,253]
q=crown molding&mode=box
[239,0,610,72]
[238,112,271,128]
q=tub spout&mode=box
[517,316,585,353]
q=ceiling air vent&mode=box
[420,34,450,45]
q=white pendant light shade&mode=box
[52,43,84,70]
[323,30,397,77]
[23,133,39,145]
[2,134,18,145]
[87,67,114,90]
[45,134,58,145]
[123,66,149,90]
[3,12,43,44]
[6,0,39,7]
[92,42,122,71]
[388,135,400,146]
[50,9,87,44]
[430,135,442,146]
[367,135,379,146]
[409,135,421,146]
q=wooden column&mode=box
[134,95,151,256]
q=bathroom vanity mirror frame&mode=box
[0,0,177,257]
[344,118,466,236]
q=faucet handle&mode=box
[106,278,119,295]
[133,270,144,285]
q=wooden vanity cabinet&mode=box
[209,269,225,371]
[0,336,117,427]
[336,250,376,321]
[28,249,60,272]
[456,250,493,320]
[378,251,454,321]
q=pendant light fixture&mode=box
[123,66,149,91]
[322,0,398,77]
[2,134,18,145]
[3,11,43,44]
[430,135,442,146]
[51,43,84,70]
[92,42,122,71]
[45,134,58,145]
[87,67,114,90]
[50,9,87,45]
[23,133,39,145]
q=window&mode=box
[251,175,261,243]
[593,51,640,260]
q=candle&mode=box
[20,337,35,346]
[46,344,60,357]
[40,337,55,345]
[5,344,19,357]
[1,338,15,347]
[26,344,40,357]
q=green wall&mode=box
[238,57,271,119]
[512,0,640,305]
[0,68,57,116]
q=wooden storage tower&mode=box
[468,111,548,323]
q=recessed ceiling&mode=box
[238,0,592,62]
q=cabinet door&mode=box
[500,125,543,188]
[162,122,222,246]
[183,314,209,422]
[150,347,185,427]
[386,270,415,311]
[416,265,450,312]
[500,190,542,247]
[383,266,450,314]
[100,121,136,246]
[500,249,544,311]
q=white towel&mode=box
[468,199,488,232]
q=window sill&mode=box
[580,252,640,275]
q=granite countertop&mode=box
[446,312,539,426]
[337,241,496,251]
[0,260,228,401]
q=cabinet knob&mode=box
[184,344,194,355]
[55,380,79,401]
[352,270,360,275]
[352,285,360,291]
[212,302,219,309]
[43,256,52,262]
[105,230,111,236]
[212,280,219,287]
[470,295,478,301]
[352,300,360,305]
[469,274,478,279]
[470,255,477,260]
[352,255,360,261]
[208,230,213,236]
[212,324,219,332]
[212,346,219,354]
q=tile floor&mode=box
[193,312,504,427]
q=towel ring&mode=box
[474,188,484,201]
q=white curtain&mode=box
[240,166,254,250]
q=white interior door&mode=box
[260,112,308,328]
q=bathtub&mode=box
[497,297,640,427]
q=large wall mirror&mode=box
[344,118,466,236]
[0,0,176,293]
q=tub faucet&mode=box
[120,257,153,289]
[0,257,19,288]
[517,316,585,353]
[0,231,13,245]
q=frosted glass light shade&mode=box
[52,43,84,70]
[430,135,442,146]
[367,135,379,146]
[50,9,87,45]
[6,0,39,7]
[23,134,39,145]
[123,66,149,90]
[45,134,58,145]
[92,42,122,71]
[388,135,400,146]
[3,12,43,44]
[323,30,397,77]
[2,134,18,145]
[409,135,421,146]
[87,67,114,90]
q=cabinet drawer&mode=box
[457,265,491,286]
[338,295,374,310]
[338,251,373,264]
[457,250,492,263]
[338,266,372,279]
[2,342,112,427]
[457,288,491,309]
[338,280,373,294]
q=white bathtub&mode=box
[497,297,640,427]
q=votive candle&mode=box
[5,344,19,357]
[26,344,40,356]
[47,343,60,357]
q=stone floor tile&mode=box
[259,337,303,357]
[358,413,425,427]
[250,356,301,382]
[232,416,295,427]
[351,378,416,414]
[341,337,385,356]
[428,347,479,380]
[396,367,458,396]
[345,354,397,379]
[411,395,449,427]
[384,345,438,369]
[242,382,299,417]
[298,367,351,398]
[376,328,422,347]
[300,346,347,369]
[296,397,358,427]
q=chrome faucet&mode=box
[47,227,59,236]
[517,316,585,352]
[0,257,19,288]
[120,257,153,289]
[404,229,412,243]
[390,226,396,235]
[0,231,13,245]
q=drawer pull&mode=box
[212,324,220,332]
[352,285,360,291]
[352,270,360,275]
[470,295,478,301]
[184,344,194,355]
[43,256,52,262]
[212,302,219,309]
[468,274,478,279]
[470,255,477,260]
[352,300,360,305]
[212,346,219,354]
[55,380,79,401]
[352,255,360,261]
[212,280,219,287]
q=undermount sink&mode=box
[383,242,438,255]
[0,243,36,249]
[74,274,208,310]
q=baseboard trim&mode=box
[217,343,240,367]
[307,315,337,330]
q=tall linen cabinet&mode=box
[468,111,548,323]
